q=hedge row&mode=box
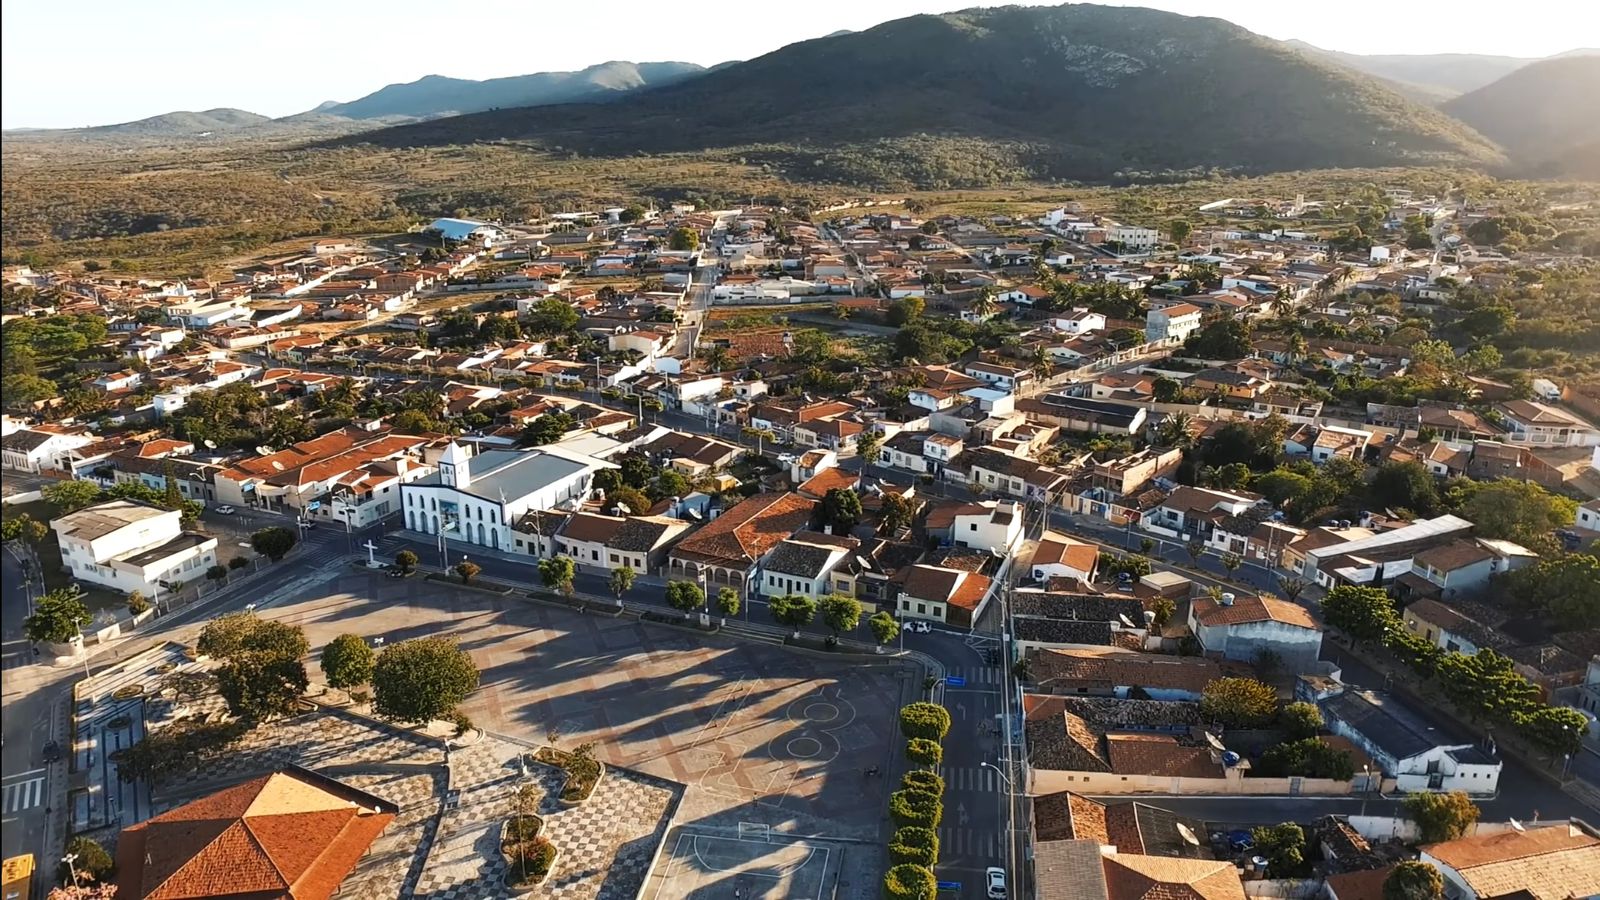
[882,701,951,900]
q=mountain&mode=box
[317,60,708,120]
[1281,41,1542,101]
[84,108,272,135]
[1443,56,1600,179]
[333,3,1503,186]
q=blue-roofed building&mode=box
[425,217,506,247]
[400,441,614,552]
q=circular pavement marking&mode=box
[786,737,822,759]
[801,702,840,724]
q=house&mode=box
[789,449,837,484]
[952,500,1024,554]
[1577,497,1600,532]
[1420,822,1600,900]
[759,533,857,599]
[896,563,993,628]
[1016,394,1147,436]
[1496,400,1599,447]
[401,441,616,553]
[1188,368,1267,401]
[2,428,93,474]
[1145,302,1203,345]
[1031,792,1210,858]
[1300,514,1475,589]
[1393,537,1537,601]
[1033,839,1246,900]
[1314,685,1501,794]
[967,451,1070,502]
[51,500,220,598]
[963,360,1032,393]
[1090,374,1154,402]
[1140,486,1258,540]
[105,450,222,506]
[667,492,815,592]
[1026,648,1229,701]
[216,428,434,514]
[547,511,691,574]
[1091,448,1183,496]
[1028,532,1099,585]
[1187,591,1323,672]
[115,765,397,900]
[1053,309,1106,336]
[1012,592,1148,652]
[1023,695,1252,795]
[426,217,505,247]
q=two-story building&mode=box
[51,500,219,597]
[952,500,1024,554]
[1187,591,1323,672]
[1144,302,1203,345]
[1496,400,1599,447]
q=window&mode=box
[516,539,525,549]
[970,524,978,531]
[490,510,497,524]
[592,550,600,561]
[916,603,927,614]
[609,553,619,563]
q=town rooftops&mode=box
[764,536,854,578]
[1423,823,1600,900]
[1029,648,1229,696]
[1322,689,1450,762]
[1103,851,1245,900]
[1498,399,1588,427]
[1413,539,1496,573]
[1029,533,1100,574]
[51,500,171,541]
[1033,792,1210,859]
[671,492,815,569]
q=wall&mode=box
[1030,767,1356,797]
[1196,618,1323,673]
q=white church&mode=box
[400,442,615,552]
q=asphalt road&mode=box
[1,544,56,865]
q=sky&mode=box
[3,0,1595,129]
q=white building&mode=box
[426,217,506,248]
[1317,687,1501,795]
[1052,309,1106,336]
[401,442,615,552]
[1027,532,1099,584]
[1108,225,1160,251]
[51,500,219,596]
[1145,302,1203,345]
[2,429,93,474]
[760,535,855,600]
[1187,592,1323,672]
[952,500,1023,554]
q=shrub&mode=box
[561,741,603,802]
[1199,677,1279,728]
[126,591,151,616]
[888,826,940,867]
[1278,702,1324,740]
[888,789,943,829]
[882,863,936,900]
[900,770,945,796]
[228,555,250,571]
[505,836,557,887]
[59,836,115,884]
[450,709,475,737]
[905,737,943,767]
[898,702,951,741]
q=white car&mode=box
[213,505,236,515]
[901,620,932,634]
[986,867,1007,899]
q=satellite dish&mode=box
[1510,819,1525,832]
[613,502,631,515]
[203,439,217,449]
[1204,732,1228,753]
[1177,823,1201,847]
[1118,613,1137,629]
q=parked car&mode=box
[41,740,61,763]
[213,505,236,515]
[986,867,1007,899]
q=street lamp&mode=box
[980,760,1013,790]
[62,852,79,886]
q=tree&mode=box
[857,430,882,466]
[1250,823,1306,877]
[2,373,57,407]
[537,557,575,596]
[217,651,309,723]
[126,590,151,616]
[521,411,575,446]
[665,580,705,616]
[769,594,817,632]
[1256,737,1354,779]
[881,493,916,534]
[819,593,862,636]
[1150,597,1175,629]
[322,634,376,689]
[899,702,951,741]
[888,825,940,868]
[1184,539,1207,567]
[869,611,899,645]
[888,789,943,829]
[371,637,480,723]
[1199,677,1279,728]
[608,565,636,599]
[1518,705,1588,757]
[1276,576,1308,603]
[883,862,937,900]
[886,296,925,326]
[47,885,120,900]
[43,479,104,515]
[1369,461,1440,516]
[454,560,482,584]
[1169,219,1193,244]
[1278,701,1324,740]
[250,526,297,561]
[206,564,228,584]
[1384,860,1444,900]
[24,589,92,644]
[394,549,418,573]
[905,737,943,767]
[1454,480,1576,552]
[1183,319,1253,360]
[1322,585,1399,643]
[1255,469,1313,508]
[59,835,115,885]
[1220,553,1243,577]
[197,612,309,661]
[118,718,248,784]
[1405,791,1480,843]
[1501,552,1600,630]
[668,226,700,252]
[606,485,651,518]
[1435,648,1540,724]
[1152,376,1185,404]
[819,488,863,533]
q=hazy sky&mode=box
[4,0,1594,129]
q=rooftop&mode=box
[52,500,172,541]
[1423,823,1600,900]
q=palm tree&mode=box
[1155,412,1196,449]
[969,287,999,321]
[704,345,732,373]
[1029,345,1052,381]
[1287,332,1309,367]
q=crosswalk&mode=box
[944,664,1006,687]
[943,765,1004,793]
[939,825,1001,858]
[2,772,45,813]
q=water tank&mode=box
[1222,750,1242,767]
[1220,593,1236,606]
[1252,856,1268,874]
[1143,610,1156,626]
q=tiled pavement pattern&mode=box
[410,740,679,900]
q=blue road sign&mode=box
[945,675,966,687]
[937,882,962,891]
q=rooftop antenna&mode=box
[1203,732,1227,753]
[1509,819,1525,832]
[1176,823,1201,847]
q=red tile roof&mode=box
[671,492,815,569]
